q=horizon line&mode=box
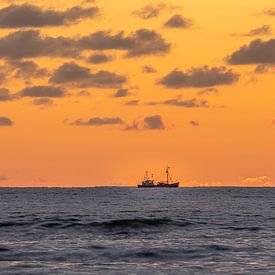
[0,186,274,189]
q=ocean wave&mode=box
[0,217,194,233]
[225,226,262,231]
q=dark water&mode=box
[0,188,274,274]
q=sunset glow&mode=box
[0,0,274,187]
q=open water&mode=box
[0,187,274,274]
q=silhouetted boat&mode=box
[138,167,179,188]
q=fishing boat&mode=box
[138,167,179,188]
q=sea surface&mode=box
[0,187,274,274]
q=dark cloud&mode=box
[20,86,66,97]
[50,62,90,82]
[8,60,48,79]
[143,65,157,73]
[87,53,113,64]
[227,39,275,64]
[0,176,8,181]
[189,120,200,127]
[127,29,171,57]
[79,31,133,50]
[0,29,170,59]
[164,14,192,29]
[0,30,77,59]
[158,66,239,88]
[113,89,130,98]
[133,3,179,19]
[0,88,17,101]
[0,4,98,28]
[72,117,124,126]
[32,98,54,106]
[50,62,127,88]
[0,116,13,126]
[144,115,165,130]
[79,29,171,57]
[125,115,166,130]
[163,97,209,108]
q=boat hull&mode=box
[138,183,179,188]
[138,185,157,188]
[157,183,179,188]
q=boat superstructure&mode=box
[138,171,156,188]
[138,167,179,188]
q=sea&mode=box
[0,187,274,274]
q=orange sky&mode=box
[0,0,274,187]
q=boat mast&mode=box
[145,170,149,180]
[166,166,170,184]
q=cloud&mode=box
[242,176,272,186]
[125,100,139,106]
[143,65,157,73]
[263,8,275,16]
[164,14,192,29]
[0,72,5,83]
[197,87,219,96]
[227,39,275,65]
[79,31,133,50]
[144,115,165,129]
[127,29,171,57]
[245,25,272,36]
[145,96,210,108]
[32,98,54,106]
[254,64,271,74]
[0,29,170,59]
[0,176,8,181]
[163,97,209,108]
[133,3,180,19]
[113,89,130,98]
[79,29,171,57]
[0,88,17,101]
[7,59,48,79]
[0,4,99,28]
[50,62,127,88]
[189,120,200,126]
[87,53,113,64]
[20,86,66,97]
[78,90,91,96]
[125,115,165,130]
[72,117,124,126]
[0,116,13,126]
[232,25,272,37]
[158,66,239,88]
[71,115,166,130]
[0,30,77,59]
[124,120,139,130]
